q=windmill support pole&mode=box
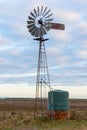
[34,37,50,119]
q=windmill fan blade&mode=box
[32,28,41,37]
[45,18,53,22]
[51,23,65,30]
[27,20,34,24]
[37,28,41,37]
[34,28,39,37]
[45,13,53,19]
[28,16,35,21]
[30,12,36,18]
[37,6,40,16]
[27,24,34,29]
[28,25,35,32]
[29,25,36,33]
[43,9,50,17]
[39,27,43,36]
[31,27,37,36]
[41,6,43,14]
[43,6,47,16]
[44,24,51,31]
[31,28,37,37]
[42,26,47,35]
[34,9,38,17]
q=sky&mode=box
[0,0,87,98]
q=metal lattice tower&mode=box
[34,37,51,118]
[27,6,65,119]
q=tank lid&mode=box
[53,89,68,92]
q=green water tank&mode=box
[48,90,69,110]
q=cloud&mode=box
[53,9,81,24]
[47,47,62,56]
[77,50,87,60]
[75,0,87,4]
[0,35,9,46]
[0,72,37,84]
[0,73,36,78]
[76,21,87,37]
[0,58,6,64]
[50,29,71,44]
[0,35,14,51]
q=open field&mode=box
[0,98,87,111]
[0,98,87,130]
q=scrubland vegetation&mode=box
[0,98,87,130]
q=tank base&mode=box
[48,110,70,119]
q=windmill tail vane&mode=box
[50,23,65,30]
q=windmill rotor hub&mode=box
[35,16,44,28]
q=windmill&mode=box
[27,6,65,118]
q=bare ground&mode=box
[0,98,87,111]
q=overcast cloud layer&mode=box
[0,0,87,98]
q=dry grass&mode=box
[0,110,87,130]
[0,98,86,130]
